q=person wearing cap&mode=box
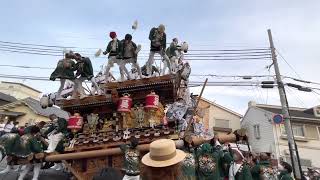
[278,161,293,180]
[141,139,186,180]
[119,137,140,180]
[228,148,253,180]
[50,52,77,99]
[120,34,143,80]
[103,32,130,82]
[145,24,171,76]
[73,53,101,98]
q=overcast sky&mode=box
[1,0,320,114]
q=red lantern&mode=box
[68,113,83,133]
[145,91,159,109]
[117,93,133,113]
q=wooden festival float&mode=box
[21,72,248,180]
[44,74,185,180]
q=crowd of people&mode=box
[0,114,68,180]
[0,115,297,180]
[93,137,294,180]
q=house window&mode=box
[281,124,305,137]
[215,119,230,128]
[253,124,261,139]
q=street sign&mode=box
[273,114,283,124]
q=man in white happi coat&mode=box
[103,31,131,81]
[145,24,171,76]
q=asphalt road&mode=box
[0,170,70,180]
[0,159,70,180]
[0,160,124,180]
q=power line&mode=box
[0,49,61,56]
[0,64,54,70]
[175,51,272,55]
[276,49,320,102]
[191,74,273,78]
[2,62,319,83]
[0,72,265,84]
[286,86,307,107]
[283,76,320,86]
[0,48,271,61]
[187,48,270,52]
[2,63,320,87]
[0,40,75,49]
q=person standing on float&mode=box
[50,52,77,99]
[145,24,171,76]
[164,38,179,74]
[103,32,130,81]
[120,34,143,80]
[73,53,101,98]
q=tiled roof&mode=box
[257,105,320,120]
[0,97,69,119]
[199,97,243,118]
[1,81,42,93]
[22,98,69,119]
[0,92,17,103]
[0,111,25,117]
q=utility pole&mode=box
[267,29,302,179]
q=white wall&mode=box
[241,107,276,154]
[211,105,241,131]
[275,125,320,168]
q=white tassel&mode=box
[95,49,102,57]
[132,20,138,30]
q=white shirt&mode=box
[229,162,242,180]
[4,123,14,133]
[0,123,5,131]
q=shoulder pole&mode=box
[183,78,208,138]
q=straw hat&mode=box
[142,139,186,167]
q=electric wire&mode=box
[276,49,320,102]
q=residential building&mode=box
[0,81,41,100]
[197,97,242,135]
[0,97,69,126]
[241,101,320,169]
[0,92,17,106]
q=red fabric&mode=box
[109,32,117,39]
[18,127,24,136]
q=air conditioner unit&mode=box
[313,106,320,117]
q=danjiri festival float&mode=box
[0,23,282,180]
